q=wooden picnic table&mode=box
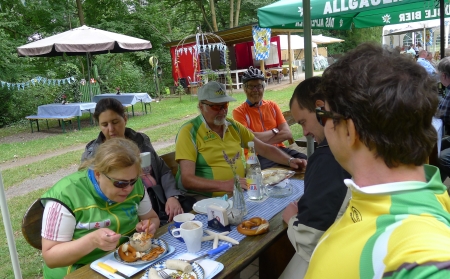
[65,170,304,279]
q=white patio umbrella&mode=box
[17,25,152,100]
[278,34,317,49]
[311,34,345,44]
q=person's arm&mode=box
[252,122,293,145]
[142,133,183,220]
[41,202,121,268]
[179,159,247,193]
[254,137,307,170]
[136,208,160,235]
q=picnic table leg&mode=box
[29,120,34,133]
[132,105,135,117]
[141,101,147,115]
[61,120,66,133]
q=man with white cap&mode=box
[175,81,307,199]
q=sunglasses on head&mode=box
[102,173,139,188]
[315,107,347,126]
[201,102,229,111]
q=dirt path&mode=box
[2,116,196,200]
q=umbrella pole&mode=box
[87,53,93,101]
[0,171,22,279]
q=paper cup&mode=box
[140,152,151,168]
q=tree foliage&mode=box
[0,0,380,126]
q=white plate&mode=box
[193,198,230,214]
[261,169,295,186]
[113,238,168,265]
[141,260,205,279]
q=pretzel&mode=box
[118,243,137,262]
[236,217,269,236]
[141,246,165,261]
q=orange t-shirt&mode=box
[232,100,287,149]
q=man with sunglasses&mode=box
[436,57,450,181]
[304,43,450,278]
[232,66,307,169]
[175,81,307,199]
[279,77,351,279]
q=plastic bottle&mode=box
[246,141,263,200]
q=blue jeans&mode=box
[438,138,450,181]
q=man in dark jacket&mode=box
[279,77,351,279]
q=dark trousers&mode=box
[257,147,307,170]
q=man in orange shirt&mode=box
[233,66,306,169]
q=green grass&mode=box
[0,84,304,278]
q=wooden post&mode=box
[288,32,293,84]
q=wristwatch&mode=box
[272,128,279,134]
[171,195,179,200]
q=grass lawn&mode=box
[0,84,304,278]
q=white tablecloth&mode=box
[93,93,152,105]
[37,102,96,117]
[158,179,305,262]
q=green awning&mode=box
[258,0,444,30]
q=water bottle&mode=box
[246,141,263,200]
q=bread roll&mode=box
[148,268,162,279]
[165,259,193,273]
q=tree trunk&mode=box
[76,0,85,26]
[234,0,241,27]
[198,0,213,32]
[210,0,218,32]
[229,0,234,28]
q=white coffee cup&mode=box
[171,221,203,253]
[140,152,151,168]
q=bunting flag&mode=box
[426,28,433,46]
[0,76,76,90]
[252,25,271,60]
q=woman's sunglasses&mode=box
[201,102,229,111]
[315,108,347,126]
[102,173,139,188]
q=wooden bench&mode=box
[25,115,75,133]
[160,151,177,176]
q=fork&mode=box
[158,270,171,279]
[106,234,131,240]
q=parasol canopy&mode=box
[258,0,444,30]
[17,25,152,57]
[278,35,317,49]
[311,34,344,44]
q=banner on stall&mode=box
[0,76,76,90]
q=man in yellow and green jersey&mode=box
[175,81,306,198]
[305,43,450,279]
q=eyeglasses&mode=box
[245,84,264,90]
[315,107,348,127]
[103,173,139,188]
[201,102,229,111]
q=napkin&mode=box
[175,253,223,279]
[103,259,138,276]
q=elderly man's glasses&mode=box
[245,84,264,90]
[315,108,347,126]
[103,173,139,188]
[201,102,229,111]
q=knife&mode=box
[97,262,131,279]
[187,244,231,264]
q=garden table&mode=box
[65,169,305,279]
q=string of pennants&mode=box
[0,76,76,90]
[175,43,227,56]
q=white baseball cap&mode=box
[198,81,237,103]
